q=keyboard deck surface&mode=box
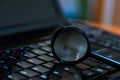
[0,21,120,80]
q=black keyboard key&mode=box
[111,51,120,59]
[53,70,70,77]
[12,66,21,72]
[3,65,9,70]
[19,69,39,77]
[61,74,82,80]
[28,44,40,49]
[32,66,49,74]
[63,67,78,74]
[98,41,110,47]
[24,52,37,58]
[9,55,17,60]
[91,44,102,51]
[100,50,120,60]
[31,77,43,80]
[53,68,71,77]
[91,67,108,74]
[32,49,46,55]
[43,62,55,68]
[27,58,44,65]
[39,74,48,79]
[48,53,54,57]
[95,48,111,53]
[99,64,116,72]
[48,74,61,80]
[76,63,90,70]
[38,55,54,61]
[16,61,33,68]
[83,59,99,66]
[108,71,120,80]
[38,42,48,46]
[53,60,59,63]
[112,46,120,51]
[83,70,97,77]
[45,40,51,44]
[0,60,5,64]
[7,73,27,80]
[0,65,12,75]
[41,46,51,52]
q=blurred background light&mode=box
[59,0,82,18]
[59,0,120,26]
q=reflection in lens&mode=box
[54,31,88,61]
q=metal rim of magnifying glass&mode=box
[51,27,90,65]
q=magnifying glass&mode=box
[51,26,90,65]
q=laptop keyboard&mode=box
[1,22,120,80]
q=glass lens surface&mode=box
[54,31,88,61]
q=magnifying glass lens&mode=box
[54,31,88,62]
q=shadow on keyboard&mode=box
[0,21,120,80]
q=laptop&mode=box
[0,0,120,80]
